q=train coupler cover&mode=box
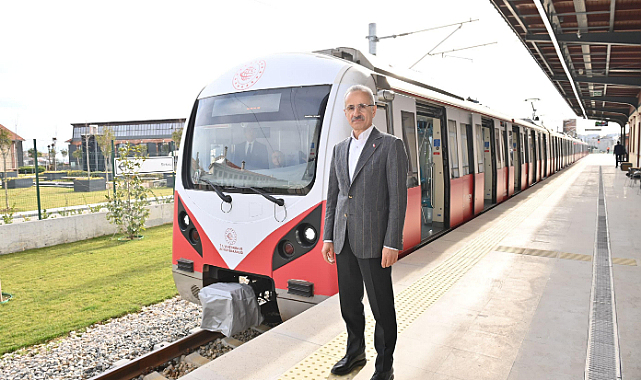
[198,283,264,337]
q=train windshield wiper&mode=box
[242,187,285,206]
[199,178,232,204]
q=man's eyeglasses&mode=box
[345,104,375,113]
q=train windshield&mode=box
[188,85,330,195]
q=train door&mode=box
[495,121,506,202]
[542,134,548,178]
[481,118,495,209]
[536,132,542,181]
[460,121,474,222]
[530,130,537,184]
[472,115,484,215]
[513,126,521,192]
[518,131,527,190]
[416,104,446,240]
[390,93,421,250]
[505,124,514,196]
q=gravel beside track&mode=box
[0,296,210,380]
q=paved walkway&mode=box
[181,154,640,380]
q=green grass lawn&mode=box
[0,223,178,354]
[0,186,174,213]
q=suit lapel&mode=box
[351,127,383,185]
[337,138,351,187]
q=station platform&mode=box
[181,154,640,380]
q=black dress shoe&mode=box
[370,368,394,380]
[330,352,367,375]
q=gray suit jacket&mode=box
[323,126,409,259]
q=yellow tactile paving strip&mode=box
[279,163,586,380]
[495,245,637,266]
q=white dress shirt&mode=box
[348,125,374,182]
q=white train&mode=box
[172,47,587,321]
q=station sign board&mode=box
[595,120,608,126]
[115,156,175,175]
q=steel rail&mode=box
[88,329,222,380]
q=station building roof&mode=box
[488,0,641,127]
[0,123,25,141]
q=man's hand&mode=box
[322,242,335,264]
[381,247,398,268]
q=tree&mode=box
[171,128,183,153]
[105,143,151,240]
[0,129,12,210]
[95,126,115,196]
[72,148,83,170]
[61,149,68,164]
[28,148,42,158]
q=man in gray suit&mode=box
[322,85,408,380]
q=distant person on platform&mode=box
[233,126,269,170]
[614,141,626,168]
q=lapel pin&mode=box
[373,144,376,148]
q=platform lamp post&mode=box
[52,137,57,171]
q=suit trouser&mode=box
[336,232,397,372]
[616,154,623,167]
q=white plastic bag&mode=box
[198,282,264,337]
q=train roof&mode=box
[316,47,585,144]
[196,47,584,145]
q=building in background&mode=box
[67,118,185,171]
[0,123,25,172]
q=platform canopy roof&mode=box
[488,0,641,127]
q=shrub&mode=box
[19,166,45,174]
[105,144,151,240]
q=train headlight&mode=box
[296,224,318,247]
[304,226,316,242]
[178,211,190,231]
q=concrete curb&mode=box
[0,202,174,255]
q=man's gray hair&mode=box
[344,84,376,105]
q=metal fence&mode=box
[0,139,175,221]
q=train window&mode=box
[520,133,526,164]
[506,130,513,167]
[476,124,484,173]
[188,85,330,195]
[401,111,419,187]
[528,133,533,163]
[459,123,470,176]
[448,120,460,178]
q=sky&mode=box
[0,0,622,157]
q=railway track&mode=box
[88,329,223,380]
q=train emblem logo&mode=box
[224,228,237,245]
[232,60,266,90]
[220,228,243,255]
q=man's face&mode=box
[344,90,376,134]
[244,128,256,142]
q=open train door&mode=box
[390,93,421,250]
[416,103,446,240]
